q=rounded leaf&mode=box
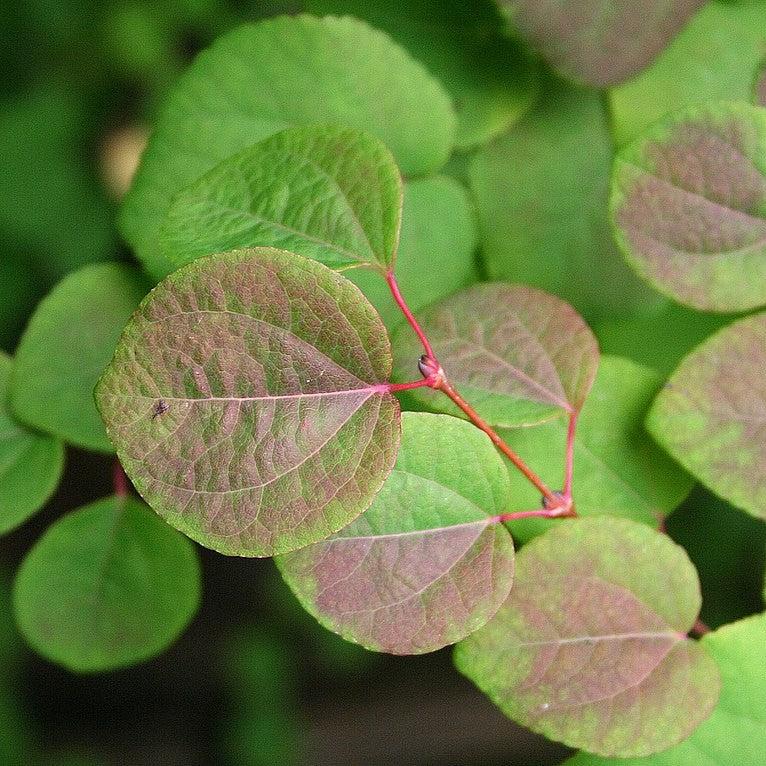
[393,283,599,427]
[95,248,401,557]
[611,101,766,312]
[13,495,201,672]
[647,311,766,521]
[0,353,64,535]
[277,413,514,655]
[160,125,403,273]
[10,263,149,452]
[455,517,720,757]
[120,14,456,279]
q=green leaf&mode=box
[304,0,539,148]
[498,356,694,544]
[10,263,150,452]
[392,283,599,427]
[647,311,766,521]
[277,412,515,655]
[95,248,401,557]
[562,612,766,766]
[755,59,766,107]
[455,517,719,757]
[160,124,403,273]
[610,1,766,146]
[496,0,704,87]
[611,101,766,313]
[121,14,456,279]
[13,495,201,672]
[470,75,666,324]
[0,353,64,535]
[345,175,479,331]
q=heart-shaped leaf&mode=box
[0,353,64,535]
[160,125,403,274]
[647,311,766,521]
[305,0,540,148]
[96,248,401,557]
[611,101,766,312]
[13,495,201,672]
[120,14,456,279]
[277,412,515,655]
[496,0,704,87]
[610,2,766,146]
[471,75,664,323]
[498,356,693,544]
[455,517,720,757]
[562,612,766,766]
[392,283,599,427]
[10,263,150,452]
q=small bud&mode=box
[418,354,440,379]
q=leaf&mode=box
[0,353,64,535]
[95,248,401,557]
[756,60,766,107]
[304,0,540,148]
[276,412,515,655]
[498,356,694,544]
[345,175,479,331]
[611,101,766,313]
[610,1,766,145]
[160,125,403,273]
[454,517,720,757]
[470,75,666,323]
[562,612,766,766]
[392,283,599,427]
[496,0,704,87]
[647,311,766,521]
[12,495,201,672]
[10,263,150,452]
[120,14,456,279]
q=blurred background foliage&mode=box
[1,1,765,764]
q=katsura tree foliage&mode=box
[2,4,766,763]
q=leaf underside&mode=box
[393,283,599,427]
[647,311,766,521]
[455,518,719,757]
[96,248,401,557]
[612,101,766,312]
[277,412,514,655]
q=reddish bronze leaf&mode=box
[277,413,514,654]
[392,283,599,427]
[455,518,719,757]
[96,248,401,556]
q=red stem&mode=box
[690,619,711,638]
[113,460,129,498]
[385,270,436,360]
[494,507,576,523]
[563,411,578,497]
[387,378,434,393]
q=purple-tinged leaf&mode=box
[277,413,514,654]
[611,101,766,312]
[497,0,704,87]
[392,283,599,427]
[95,248,401,557]
[455,517,719,757]
[647,311,766,521]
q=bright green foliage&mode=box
[455,518,719,757]
[470,75,665,323]
[563,613,766,766]
[120,14,456,279]
[277,413,515,654]
[160,125,403,273]
[346,176,478,330]
[610,1,766,146]
[10,263,149,452]
[304,0,539,148]
[648,311,766,521]
[0,353,64,535]
[96,248,400,557]
[500,356,694,543]
[13,495,201,672]
[611,101,766,312]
